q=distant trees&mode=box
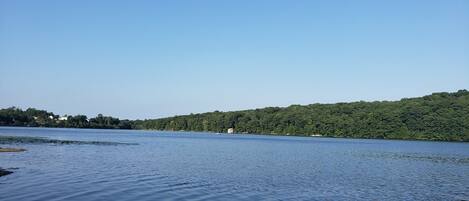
[1,90,468,141]
[0,107,35,126]
[89,114,133,129]
[0,108,134,129]
[134,90,469,141]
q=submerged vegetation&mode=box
[0,136,137,146]
[0,147,26,152]
[1,90,468,141]
[0,136,136,177]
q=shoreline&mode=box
[1,126,467,143]
[154,129,469,143]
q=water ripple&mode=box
[1,127,469,201]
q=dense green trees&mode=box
[1,90,468,141]
[0,107,56,127]
[135,90,469,141]
[0,108,132,129]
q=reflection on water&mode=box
[0,127,468,201]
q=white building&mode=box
[227,128,234,134]
[58,116,68,121]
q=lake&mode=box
[0,127,468,200]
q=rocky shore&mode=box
[0,147,25,177]
[0,168,13,177]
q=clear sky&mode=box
[1,0,468,119]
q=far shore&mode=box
[1,126,468,143]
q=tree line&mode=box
[135,90,469,141]
[0,108,132,129]
[1,90,468,141]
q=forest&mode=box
[0,108,132,129]
[1,90,468,141]
[135,90,469,141]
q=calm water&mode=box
[0,127,468,201]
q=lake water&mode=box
[0,127,468,200]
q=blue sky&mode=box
[1,0,468,119]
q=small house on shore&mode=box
[227,128,234,134]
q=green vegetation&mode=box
[136,90,469,141]
[0,136,137,146]
[1,90,468,141]
[0,108,132,129]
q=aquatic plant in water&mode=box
[0,136,138,146]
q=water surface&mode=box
[0,127,468,200]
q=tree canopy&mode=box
[0,108,132,129]
[1,90,468,141]
[135,90,469,141]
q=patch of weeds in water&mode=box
[0,136,138,146]
[0,147,26,152]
